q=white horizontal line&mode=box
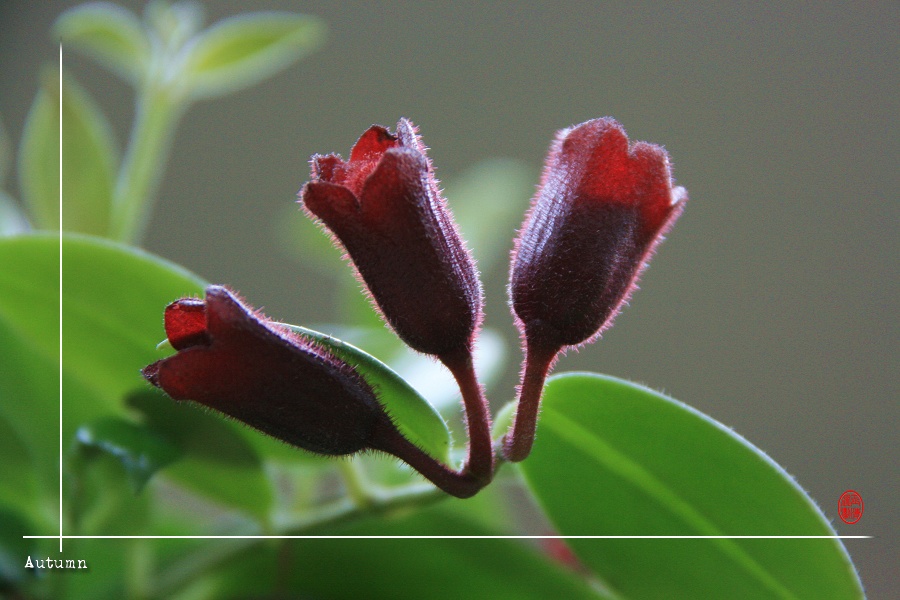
[24,535,872,540]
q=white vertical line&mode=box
[58,44,63,555]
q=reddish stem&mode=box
[370,418,484,499]
[502,340,559,462]
[440,349,495,485]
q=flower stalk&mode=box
[109,84,185,243]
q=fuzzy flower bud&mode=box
[299,119,483,361]
[142,285,387,456]
[511,117,686,352]
[503,118,686,462]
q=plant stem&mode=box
[441,349,494,484]
[109,84,184,243]
[370,418,486,499]
[337,459,375,508]
[502,340,559,462]
[126,537,152,599]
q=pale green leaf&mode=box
[18,68,118,235]
[286,324,452,464]
[55,2,150,83]
[183,12,325,99]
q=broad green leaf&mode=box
[520,373,864,599]
[0,234,204,402]
[286,324,452,463]
[446,158,534,271]
[75,417,182,492]
[182,12,325,99]
[54,2,150,84]
[0,414,44,523]
[18,68,118,235]
[0,304,61,521]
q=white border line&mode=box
[58,44,64,555]
[26,535,871,540]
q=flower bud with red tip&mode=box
[142,285,490,498]
[511,117,686,351]
[504,118,686,462]
[299,119,483,362]
[142,285,387,456]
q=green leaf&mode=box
[286,324,452,464]
[0,296,61,518]
[183,12,326,99]
[0,234,204,403]
[18,68,118,235]
[0,234,284,514]
[75,417,181,492]
[54,2,150,84]
[0,414,44,523]
[519,373,864,599]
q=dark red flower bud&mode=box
[142,285,387,456]
[511,117,686,351]
[504,118,686,462]
[299,119,483,361]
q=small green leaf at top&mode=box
[76,417,182,492]
[182,12,326,99]
[519,373,864,599]
[54,2,151,84]
[285,324,452,464]
[18,68,118,235]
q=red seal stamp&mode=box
[838,490,863,524]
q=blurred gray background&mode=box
[1,1,896,597]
